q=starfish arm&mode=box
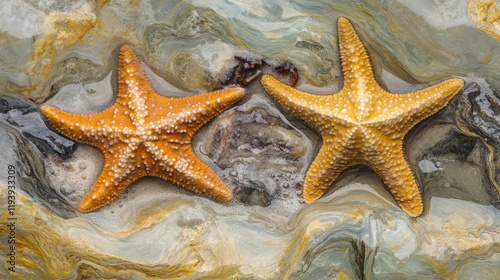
[115,45,161,126]
[261,74,329,130]
[153,148,233,202]
[303,136,354,203]
[337,17,381,94]
[367,140,423,217]
[117,45,155,102]
[40,105,101,144]
[40,105,131,147]
[149,87,245,135]
[388,78,464,130]
[78,147,140,212]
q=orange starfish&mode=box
[261,18,464,216]
[41,45,244,212]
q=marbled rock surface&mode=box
[201,89,314,207]
[1,0,500,279]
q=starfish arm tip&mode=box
[261,75,281,96]
[404,204,423,217]
[39,105,71,127]
[337,16,355,32]
[218,190,233,202]
[77,184,113,213]
[260,74,290,97]
[438,78,464,96]
[199,179,234,202]
[451,78,465,90]
[337,16,349,24]
[120,44,133,52]
[303,186,323,204]
[77,182,125,213]
[189,182,233,203]
[77,199,99,213]
[261,74,276,85]
[119,45,137,60]
[228,86,245,99]
[39,104,55,116]
[303,196,315,204]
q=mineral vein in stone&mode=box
[41,45,244,212]
[261,17,464,217]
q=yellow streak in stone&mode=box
[28,4,97,101]
[0,190,202,278]
[467,0,500,41]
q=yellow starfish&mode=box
[261,17,464,216]
[41,45,244,212]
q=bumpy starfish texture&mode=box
[261,17,464,217]
[41,45,244,212]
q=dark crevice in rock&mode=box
[352,239,365,280]
[0,94,77,217]
[0,94,76,159]
[2,123,76,218]
[456,82,500,209]
[421,129,477,162]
